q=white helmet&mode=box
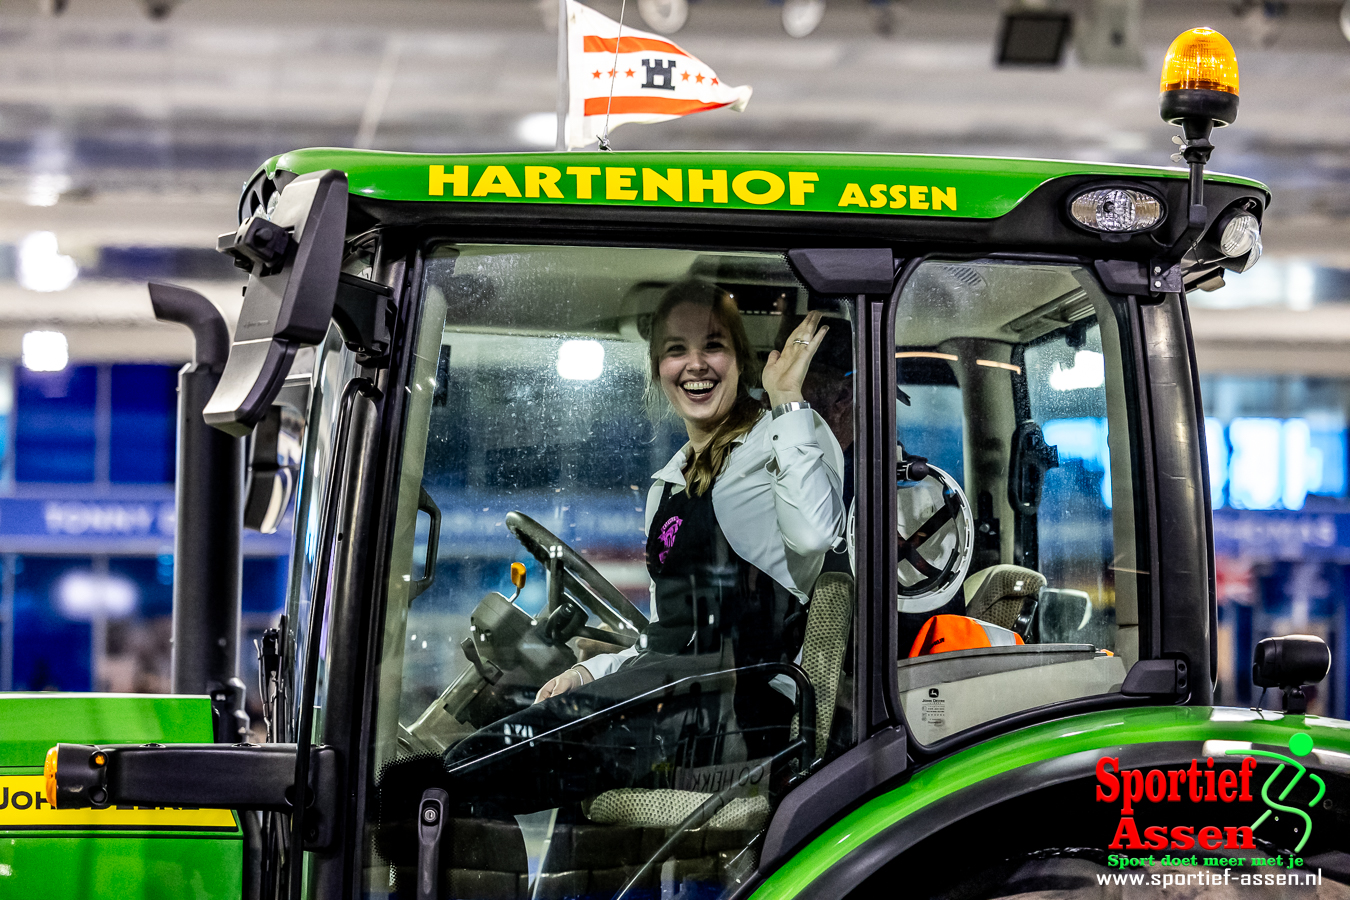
[894,459,973,614]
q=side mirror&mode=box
[205,169,348,436]
[243,403,305,534]
[1253,634,1330,714]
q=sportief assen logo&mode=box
[1096,735,1324,854]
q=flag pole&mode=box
[555,0,568,151]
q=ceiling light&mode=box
[557,340,605,381]
[997,8,1073,66]
[141,0,179,20]
[1287,262,1314,311]
[1076,0,1142,68]
[516,113,558,149]
[55,571,139,620]
[638,0,689,35]
[25,173,70,208]
[1341,0,1350,42]
[23,331,69,372]
[870,0,901,37]
[18,232,78,293]
[782,0,826,39]
[1234,0,1285,49]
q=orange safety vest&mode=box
[908,614,1024,658]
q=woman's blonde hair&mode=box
[647,280,763,497]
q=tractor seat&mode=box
[964,565,1045,640]
[581,570,856,830]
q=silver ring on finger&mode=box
[793,339,810,345]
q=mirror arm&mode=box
[52,742,340,850]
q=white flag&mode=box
[565,0,752,150]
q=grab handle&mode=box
[410,486,440,600]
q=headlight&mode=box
[1069,188,1164,234]
[1219,211,1260,258]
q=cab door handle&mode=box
[416,787,449,900]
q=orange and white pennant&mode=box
[566,0,752,149]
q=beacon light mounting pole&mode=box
[1158,27,1241,259]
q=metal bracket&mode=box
[1093,259,1182,299]
[1146,259,1183,294]
[332,273,396,366]
[1121,658,1189,699]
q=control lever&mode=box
[543,600,587,645]
[416,787,449,900]
[508,562,527,604]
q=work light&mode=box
[1068,188,1164,234]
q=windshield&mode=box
[367,244,859,900]
[893,259,1140,746]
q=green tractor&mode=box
[5,26,1346,900]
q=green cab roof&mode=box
[264,148,1269,221]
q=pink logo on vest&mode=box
[658,515,683,563]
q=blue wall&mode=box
[2,362,290,695]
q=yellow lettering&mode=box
[889,185,907,209]
[838,183,868,208]
[932,186,957,211]
[869,184,889,209]
[910,185,929,210]
[688,169,728,204]
[567,166,602,199]
[524,166,564,199]
[789,171,818,206]
[606,167,638,200]
[472,166,522,198]
[643,168,683,202]
[428,164,469,197]
[732,170,785,205]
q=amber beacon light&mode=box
[1160,27,1239,134]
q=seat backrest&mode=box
[964,565,1045,636]
[796,570,855,759]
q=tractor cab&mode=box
[36,30,1349,900]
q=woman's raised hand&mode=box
[762,310,829,409]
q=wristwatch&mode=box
[771,401,811,419]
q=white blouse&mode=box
[577,407,845,682]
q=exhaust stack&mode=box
[150,282,247,743]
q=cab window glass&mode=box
[282,327,354,740]
[367,245,858,900]
[892,260,1138,746]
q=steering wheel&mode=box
[505,511,649,647]
[895,463,974,613]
